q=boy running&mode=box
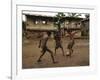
[37,31,57,63]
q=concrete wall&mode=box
[26,16,81,30]
[26,17,57,30]
[64,20,81,29]
[25,16,88,38]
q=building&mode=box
[22,13,89,38]
[81,18,89,36]
[25,14,57,31]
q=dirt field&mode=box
[22,37,89,69]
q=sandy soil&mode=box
[22,37,89,69]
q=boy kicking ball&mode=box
[66,30,79,57]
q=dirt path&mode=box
[22,38,89,69]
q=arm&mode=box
[72,31,80,35]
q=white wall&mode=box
[0,0,100,80]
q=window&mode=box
[42,20,47,24]
[35,21,39,24]
[42,21,46,24]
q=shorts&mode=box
[55,43,62,49]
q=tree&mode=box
[67,13,81,18]
[85,14,89,19]
[56,12,65,18]
[54,12,66,31]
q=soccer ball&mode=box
[66,51,70,56]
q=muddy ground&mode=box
[22,37,89,69]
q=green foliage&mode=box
[55,12,65,19]
[85,14,89,19]
[54,12,66,31]
[67,13,81,18]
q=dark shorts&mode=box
[55,38,62,49]
[55,43,62,49]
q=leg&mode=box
[72,49,73,53]
[66,48,72,58]
[60,45,65,56]
[69,49,72,58]
[68,48,73,58]
[55,46,57,55]
[70,49,73,57]
[66,44,72,57]
[69,43,74,57]
[46,48,57,63]
[66,49,70,56]
[37,49,46,62]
